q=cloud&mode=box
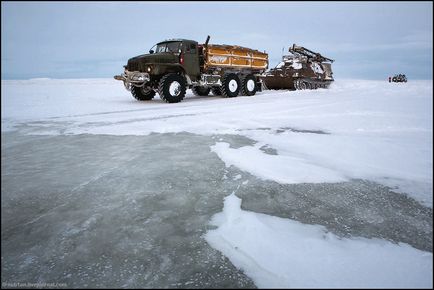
[1,2,432,79]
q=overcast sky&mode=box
[1,1,432,80]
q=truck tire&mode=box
[158,73,186,103]
[211,87,222,96]
[241,74,257,96]
[192,86,210,96]
[131,86,155,101]
[221,73,240,98]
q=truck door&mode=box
[182,41,200,81]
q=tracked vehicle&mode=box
[391,74,407,83]
[261,44,334,90]
[114,36,268,103]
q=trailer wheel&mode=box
[241,74,257,96]
[158,73,186,103]
[221,73,240,98]
[211,87,222,96]
[192,86,210,96]
[131,86,155,101]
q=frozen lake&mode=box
[1,79,433,288]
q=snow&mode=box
[275,59,303,70]
[1,78,132,121]
[2,77,432,288]
[205,192,433,288]
[211,142,347,184]
[311,62,324,74]
[275,61,285,68]
[291,59,302,69]
[4,78,430,206]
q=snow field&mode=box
[2,78,432,288]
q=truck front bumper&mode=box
[114,70,150,90]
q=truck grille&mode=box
[127,59,139,71]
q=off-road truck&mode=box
[114,36,268,103]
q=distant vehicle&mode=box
[391,74,407,83]
[114,36,268,103]
[261,44,334,90]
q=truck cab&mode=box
[177,40,200,80]
[127,39,200,81]
[115,39,202,103]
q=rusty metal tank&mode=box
[204,44,268,71]
[261,44,334,90]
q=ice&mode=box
[205,193,433,288]
[233,174,242,181]
[1,132,257,288]
[2,78,432,288]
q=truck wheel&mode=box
[221,73,240,98]
[192,86,210,96]
[131,86,155,101]
[158,73,186,103]
[211,87,222,96]
[241,74,257,96]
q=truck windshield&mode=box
[155,42,182,53]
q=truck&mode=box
[261,44,334,90]
[114,36,268,103]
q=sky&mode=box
[1,1,433,80]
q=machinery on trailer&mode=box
[114,36,268,103]
[261,44,334,90]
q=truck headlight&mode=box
[147,66,152,73]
